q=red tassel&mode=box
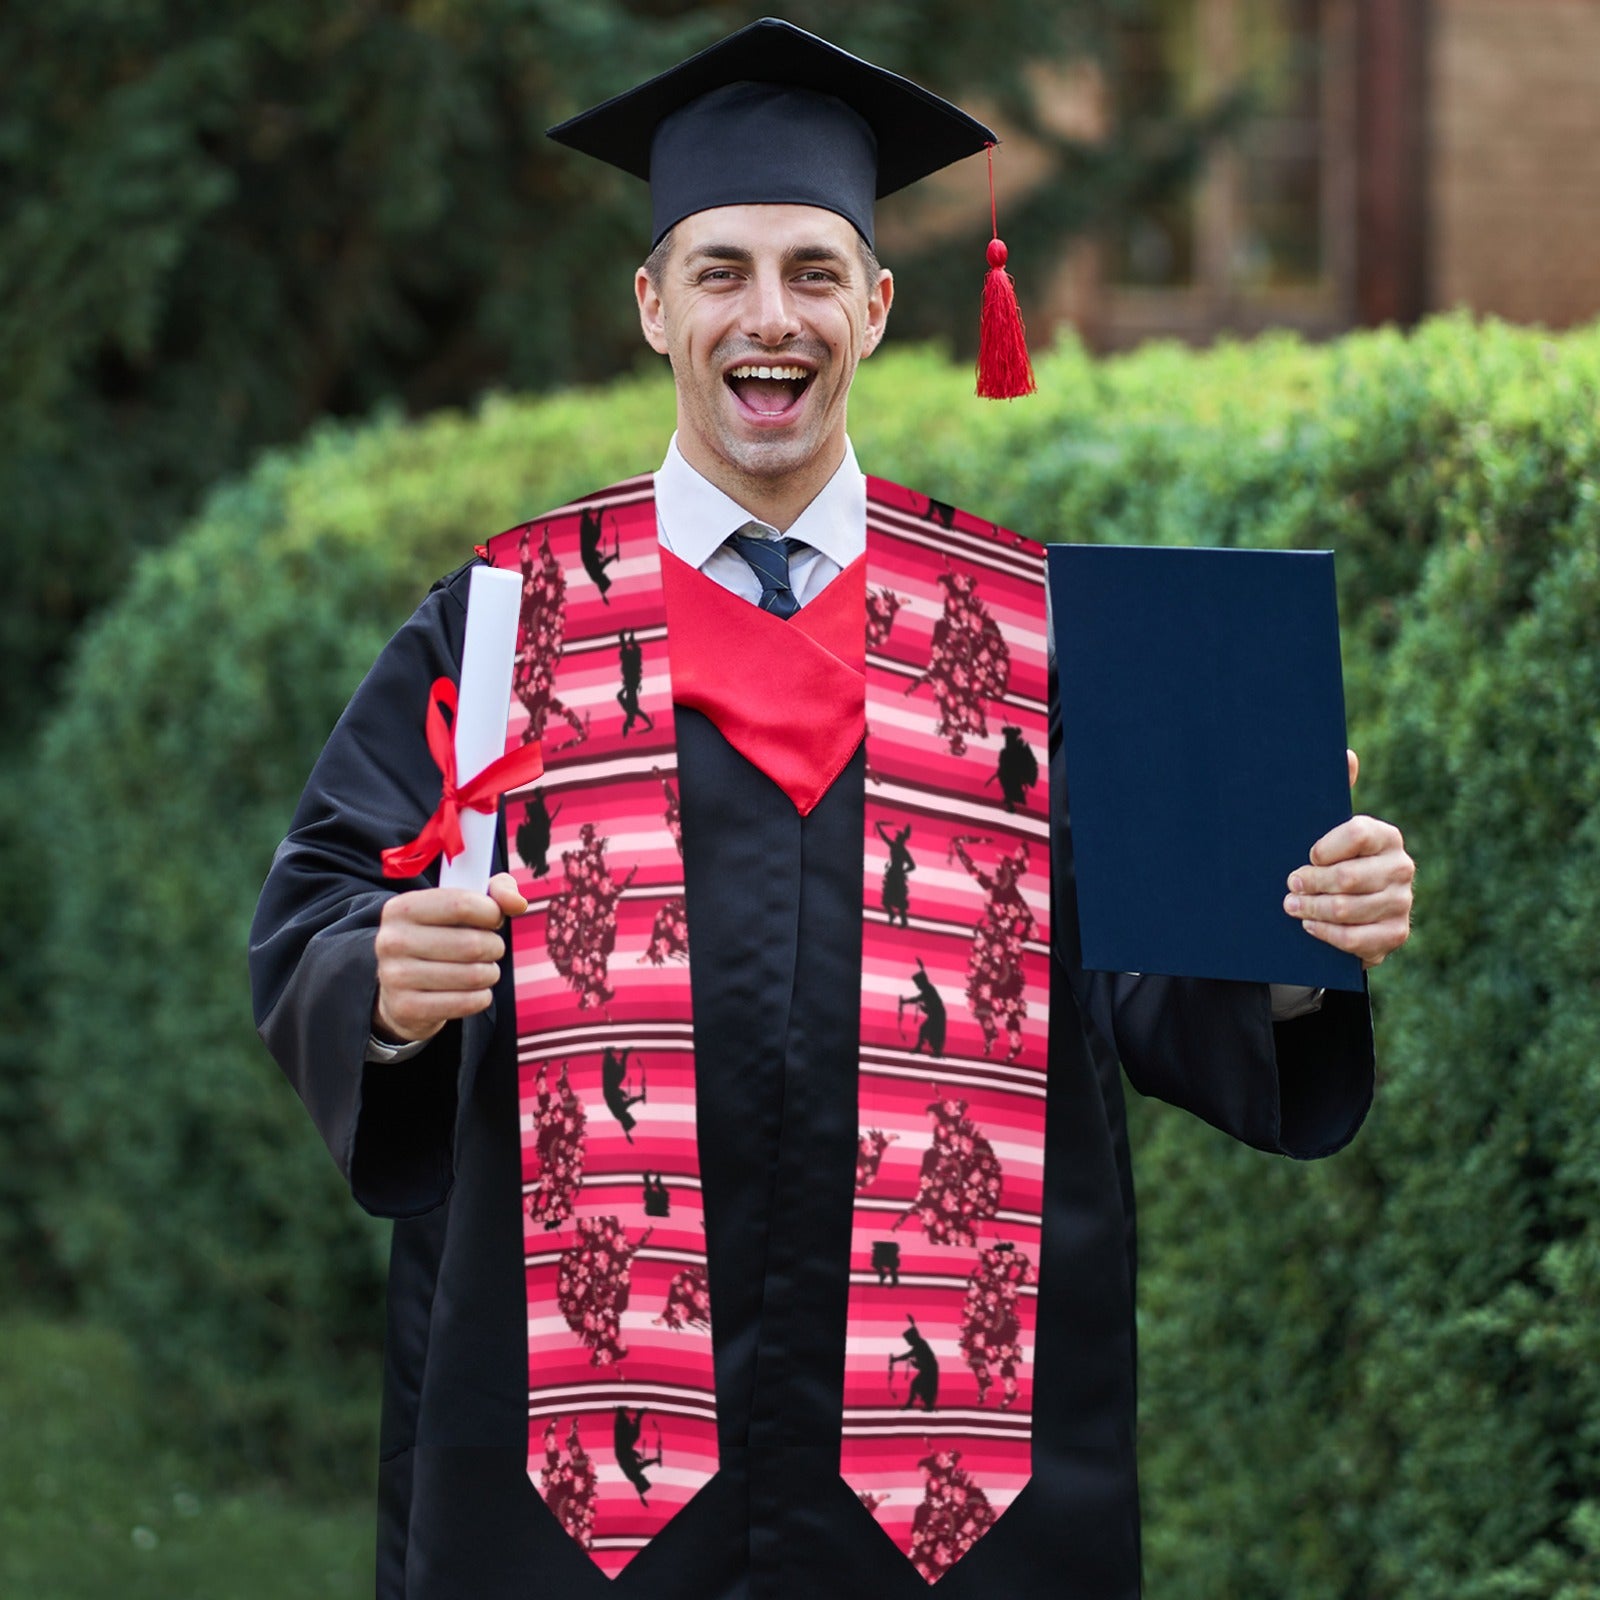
[977,239,1036,399]
[976,146,1035,400]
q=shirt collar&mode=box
[655,434,866,570]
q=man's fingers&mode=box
[1284,804,1415,966]
[1347,748,1359,790]
[374,985,494,1044]
[488,871,530,917]
[383,886,511,930]
[1284,882,1412,927]
[381,956,505,993]
[1287,848,1414,900]
[373,884,518,1046]
[375,922,506,965]
[1307,813,1405,868]
[1302,915,1411,969]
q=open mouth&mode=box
[725,363,813,418]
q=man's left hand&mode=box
[1284,750,1415,968]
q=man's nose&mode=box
[745,271,801,346]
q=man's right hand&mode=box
[372,872,529,1045]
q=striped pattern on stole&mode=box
[485,474,1049,1583]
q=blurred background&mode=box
[3,2,1598,1596]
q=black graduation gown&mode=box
[250,561,1374,1600]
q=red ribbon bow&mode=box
[381,677,545,879]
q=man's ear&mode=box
[862,268,894,358]
[637,267,670,355]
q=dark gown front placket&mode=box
[675,709,867,1599]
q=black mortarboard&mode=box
[546,17,998,249]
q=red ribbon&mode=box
[381,677,545,879]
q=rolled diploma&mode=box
[439,565,523,893]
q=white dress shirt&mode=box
[367,438,1317,1058]
[654,433,864,604]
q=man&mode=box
[250,20,1414,1600]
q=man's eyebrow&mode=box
[681,242,855,271]
[683,244,755,267]
[782,243,853,271]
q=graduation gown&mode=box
[250,557,1374,1600]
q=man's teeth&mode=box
[727,365,809,381]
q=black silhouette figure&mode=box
[890,1315,939,1411]
[515,790,560,878]
[614,1407,663,1504]
[579,506,621,602]
[992,726,1039,814]
[642,1172,671,1218]
[922,496,957,531]
[602,1047,647,1142]
[898,960,948,1056]
[617,631,655,737]
[872,1240,902,1287]
[876,820,915,927]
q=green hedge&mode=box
[32,317,1600,1599]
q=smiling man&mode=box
[637,206,890,528]
[250,19,1413,1600]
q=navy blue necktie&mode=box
[727,526,807,619]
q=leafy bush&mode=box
[33,377,674,1481]
[33,316,1600,1600]
[0,1315,369,1597]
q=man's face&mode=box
[636,204,893,496]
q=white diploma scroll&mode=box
[439,565,523,893]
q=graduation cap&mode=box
[548,17,1036,398]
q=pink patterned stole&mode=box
[484,475,1050,1584]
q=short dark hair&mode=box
[643,227,676,291]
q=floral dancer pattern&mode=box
[867,586,903,648]
[908,1448,996,1584]
[556,1216,652,1367]
[497,476,1048,1581]
[525,1061,586,1230]
[655,1263,712,1332]
[843,478,1049,1582]
[948,835,1035,1061]
[643,769,689,966]
[546,823,636,1011]
[513,525,588,749]
[892,1094,1003,1248]
[540,1418,598,1549]
[497,482,716,1580]
[856,1129,898,1191]
[959,1242,1036,1408]
[904,568,1011,757]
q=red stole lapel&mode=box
[484,474,1050,1584]
[662,548,867,815]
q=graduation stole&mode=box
[483,474,1050,1585]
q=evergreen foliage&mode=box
[32,319,1600,1600]
[0,0,1171,747]
[0,1315,369,1597]
[33,376,674,1479]
[0,0,1218,1285]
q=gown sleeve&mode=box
[248,562,499,1216]
[1047,672,1375,1161]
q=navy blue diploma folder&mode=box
[1048,544,1364,993]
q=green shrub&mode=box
[0,1315,369,1598]
[34,378,675,1483]
[1127,321,1600,1600]
[33,316,1600,1600]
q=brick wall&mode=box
[1431,0,1600,327]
